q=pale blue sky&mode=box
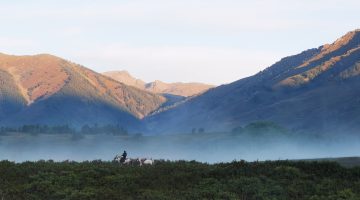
[0,0,359,85]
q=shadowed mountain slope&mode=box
[0,53,166,129]
[145,29,360,134]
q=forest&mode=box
[1,159,360,200]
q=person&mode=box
[119,150,127,163]
[122,150,127,159]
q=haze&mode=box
[2,132,360,163]
[1,0,359,85]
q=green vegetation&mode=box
[1,160,360,200]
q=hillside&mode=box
[0,53,166,129]
[103,71,214,97]
[146,29,360,134]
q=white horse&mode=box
[121,158,141,166]
[113,154,122,163]
[123,158,132,165]
[113,154,128,164]
[138,158,154,166]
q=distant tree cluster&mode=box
[189,121,287,136]
[231,121,288,136]
[0,124,128,135]
[0,125,75,135]
[191,128,205,134]
[80,124,128,135]
[0,126,17,134]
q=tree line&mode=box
[0,124,128,135]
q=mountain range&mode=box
[1,29,360,134]
[145,29,360,134]
[102,71,214,97]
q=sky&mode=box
[0,0,359,85]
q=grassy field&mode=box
[1,159,360,200]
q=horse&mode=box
[113,155,121,162]
[123,158,131,165]
[114,155,154,166]
[138,158,154,166]
[116,157,141,166]
[113,154,126,164]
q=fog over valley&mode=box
[1,129,360,163]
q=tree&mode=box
[244,121,287,136]
[231,126,243,134]
[192,128,197,134]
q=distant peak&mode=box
[104,70,131,75]
[319,29,360,54]
[154,80,165,84]
[34,53,57,57]
[0,52,16,58]
[336,31,355,43]
[0,52,60,60]
[117,70,130,74]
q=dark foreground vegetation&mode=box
[1,160,360,200]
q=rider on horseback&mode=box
[120,150,127,163]
[122,150,127,159]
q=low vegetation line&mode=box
[1,160,360,199]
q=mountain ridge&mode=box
[1,29,360,134]
[145,29,360,134]
[0,53,166,129]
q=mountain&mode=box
[0,53,166,130]
[103,71,146,90]
[103,71,214,97]
[145,29,360,134]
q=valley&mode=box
[1,123,360,164]
[1,2,360,199]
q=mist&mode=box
[1,131,360,163]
